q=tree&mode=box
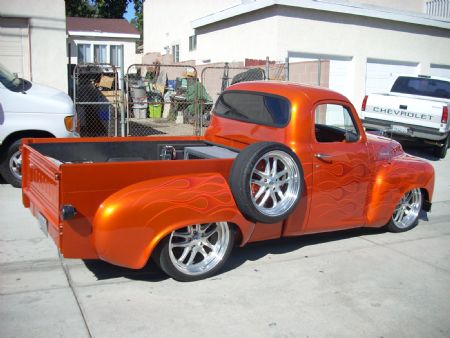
[65,0,131,19]
[132,0,143,34]
[95,0,129,18]
[131,0,143,50]
[66,0,95,17]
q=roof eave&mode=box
[67,30,140,39]
[191,0,450,30]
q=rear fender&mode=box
[93,173,254,269]
[366,156,434,227]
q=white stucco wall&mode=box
[191,5,450,108]
[143,0,241,63]
[196,9,280,63]
[0,0,68,92]
[143,1,450,111]
[275,6,450,109]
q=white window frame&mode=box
[77,44,92,63]
[94,44,107,63]
[172,44,179,63]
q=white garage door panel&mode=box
[366,60,418,95]
[329,60,352,99]
[0,18,30,79]
[430,65,450,78]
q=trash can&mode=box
[130,85,148,119]
[148,103,162,118]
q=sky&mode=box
[123,1,135,22]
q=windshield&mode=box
[214,91,291,127]
[391,76,450,99]
[0,63,27,91]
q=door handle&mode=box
[314,153,333,163]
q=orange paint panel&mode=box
[92,173,254,269]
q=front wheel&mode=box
[0,140,22,188]
[386,188,422,233]
[154,222,235,282]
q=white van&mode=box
[0,63,77,187]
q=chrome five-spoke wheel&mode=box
[250,150,301,217]
[229,142,304,224]
[155,222,235,281]
[387,188,422,232]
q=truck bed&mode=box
[29,139,208,163]
[22,136,239,260]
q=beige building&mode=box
[0,0,68,92]
[143,0,450,111]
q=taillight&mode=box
[442,106,448,124]
[362,95,368,111]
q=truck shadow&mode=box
[83,226,401,282]
[83,259,169,282]
[400,141,442,161]
[221,227,386,275]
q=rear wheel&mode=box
[154,222,235,282]
[0,140,22,188]
[386,188,422,233]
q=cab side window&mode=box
[314,104,359,143]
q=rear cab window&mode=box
[214,91,291,127]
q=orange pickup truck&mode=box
[22,81,434,281]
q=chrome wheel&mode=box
[168,222,230,276]
[9,150,22,181]
[249,150,301,217]
[392,188,422,229]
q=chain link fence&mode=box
[199,60,287,102]
[73,64,120,137]
[125,64,206,136]
[72,59,289,137]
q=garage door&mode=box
[288,53,353,98]
[365,59,418,95]
[430,64,450,78]
[0,18,31,79]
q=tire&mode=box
[0,140,22,188]
[154,222,235,282]
[386,188,422,233]
[434,135,449,159]
[229,142,304,224]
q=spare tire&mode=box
[229,142,304,223]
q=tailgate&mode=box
[364,93,444,129]
[22,142,62,247]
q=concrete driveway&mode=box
[1,144,449,338]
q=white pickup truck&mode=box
[361,75,450,158]
[0,63,77,187]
